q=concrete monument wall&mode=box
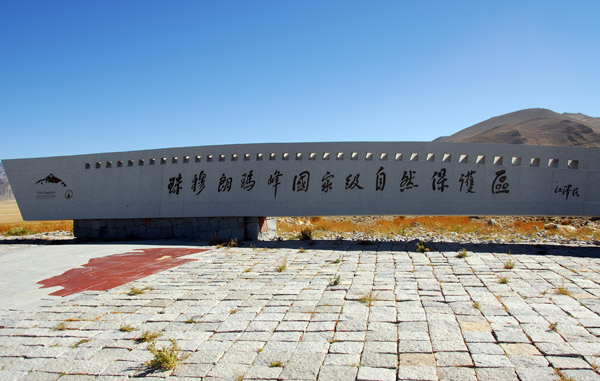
[3,142,600,238]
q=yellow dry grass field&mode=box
[0,199,72,235]
[277,215,599,242]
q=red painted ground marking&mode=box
[38,248,209,297]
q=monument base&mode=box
[73,217,277,241]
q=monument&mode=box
[3,142,599,240]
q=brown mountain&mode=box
[435,108,600,147]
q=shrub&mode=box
[298,228,312,241]
[146,338,187,371]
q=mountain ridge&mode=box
[435,108,600,147]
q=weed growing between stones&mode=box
[555,281,572,296]
[184,318,197,324]
[127,287,146,296]
[499,277,509,284]
[504,259,515,269]
[70,339,90,348]
[416,241,430,253]
[554,367,576,381]
[227,238,241,248]
[328,275,341,287]
[472,301,481,310]
[146,338,188,371]
[53,322,67,331]
[358,291,379,307]
[244,268,252,273]
[549,322,558,332]
[331,255,342,264]
[276,259,288,272]
[456,248,468,258]
[230,308,240,315]
[269,361,284,368]
[120,324,135,332]
[136,330,162,343]
[298,247,306,253]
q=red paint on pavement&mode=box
[38,248,209,297]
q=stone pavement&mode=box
[1,240,600,380]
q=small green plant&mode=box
[358,291,379,307]
[119,324,135,332]
[298,247,306,253]
[244,268,251,273]
[236,375,244,381]
[328,275,341,287]
[555,281,571,296]
[298,228,312,241]
[127,287,146,296]
[230,308,240,315]
[504,259,515,269]
[499,277,509,284]
[70,338,90,348]
[276,259,288,272]
[416,241,430,253]
[227,238,241,248]
[5,227,29,236]
[472,301,481,310]
[184,318,197,324]
[549,322,558,332]
[146,338,188,371]
[136,330,161,343]
[331,255,342,264]
[456,248,468,258]
[269,360,284,368]
[53,322,67,331]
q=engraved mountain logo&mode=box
[35,174,67,187]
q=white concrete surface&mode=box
[4,142,600,219]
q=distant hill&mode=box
[435,108,600,147]
[0,162,14,201]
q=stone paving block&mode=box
[360,351,397,368]
[206,362,249,379]
[434,351,473,367]
[500,343,541,355]
[561,369,600,381]
[399,353,436,366]
[535,341,579,356]
[317,365,358,381]
[471,353,513,367]
[431,340,468,352]
[515,366,559,381]
[437,366,477,381]
[278,352,326,380]
[18,371,61,380]
[328,341,364,354]
[548,355,593,369]
[99,360,141,377]
[322,353,361,366]
[475,367,519,381]
[397,366,438,380]
[356,366,396,381]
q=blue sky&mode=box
[1,1,599,159]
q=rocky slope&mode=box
[435,108,600,147]
[0,162,13,201]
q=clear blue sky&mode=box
[1,1,599,159]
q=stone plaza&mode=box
[1,239,599,380]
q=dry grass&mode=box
[0,200,73,235]
[278,215,597,241]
